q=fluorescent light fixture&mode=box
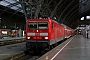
[86,16,90,19]
[80,17,84,20]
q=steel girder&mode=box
[63,3,79,28]
[66,9,79,27]
[20,0,79,28]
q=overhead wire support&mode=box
[20,0,44,19]
[20,0,28,20]
[34,0,44,18]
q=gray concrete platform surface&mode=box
[0,42,26,60]
[37,35,90,60]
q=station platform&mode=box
[0,42,26,60]
[37,35,90,60]
[0,36,25,41]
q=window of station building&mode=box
[0,0,23,13]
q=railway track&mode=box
[4,51,41,60]
[4,40,66,60]
[3,37,69,60]
[0,38,25,46]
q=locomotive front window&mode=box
[28,22,48,29]
[28,22,37,29]
[38,22,48,29]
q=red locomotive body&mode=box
[26,18,72,52]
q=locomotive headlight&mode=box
[27,37,30,39]
[45,37,48,39]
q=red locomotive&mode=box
[26,18,74,53]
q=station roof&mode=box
[0,0,23,12]
[0,0,89,29]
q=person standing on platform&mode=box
[86,30,89,38]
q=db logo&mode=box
[35,33,40,36]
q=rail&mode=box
[0,38,25,46]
